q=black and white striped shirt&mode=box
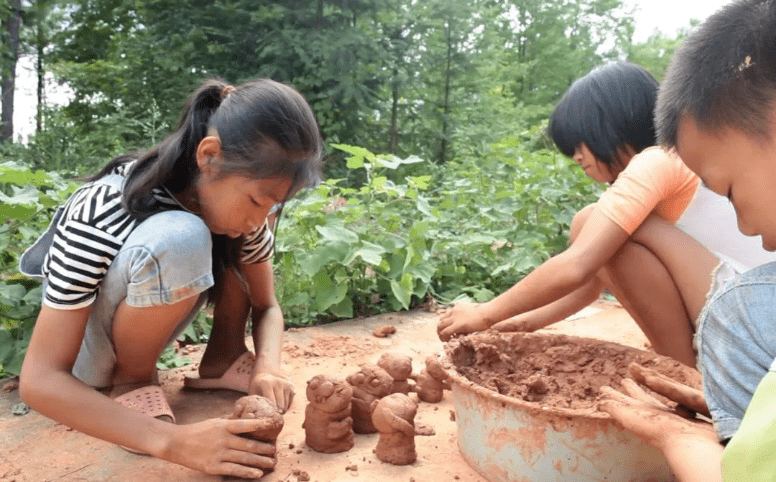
[41,162,274,310]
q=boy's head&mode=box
[657,0,776,250]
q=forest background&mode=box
[0,0,693,376]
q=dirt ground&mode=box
[0,299,650,482]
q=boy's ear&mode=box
[196,136,222,173]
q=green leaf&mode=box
[329,296,353,318]
[390,273,413,309]
[315,225,359,244]
[354,241,387,266]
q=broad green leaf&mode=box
[315,225,359,244]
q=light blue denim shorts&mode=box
[26,209,214,388]
[694,260,776,442]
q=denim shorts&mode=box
[24,209,214,388]
[694,261,776,441]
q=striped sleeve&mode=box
[241,221,275,264]
[42,183,138,310]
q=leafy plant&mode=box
[0,162,78,377]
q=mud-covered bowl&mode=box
[440,331,699,482]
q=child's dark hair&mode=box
[657,0,776,147]
[549,62,659,168]
[93,77,323,297]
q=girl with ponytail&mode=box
[18,78,323,478]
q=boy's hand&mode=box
[437,301,492,341]
[250,372,295,413]
[598,362,716,453]
[162,417,279,478]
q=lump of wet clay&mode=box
[346,364,394,434]
[371,393,418,465]
[302,374,355,453]
[373,325,397,338]
[229,395,285,444]
[411,355,451,403]
[377,353,414,395]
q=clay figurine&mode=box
[377,352,414,395]
[411,355,451,403]
[346,363,393,433]
[371,393,418,465]
[229,395,285,443]
[302,374,355,453]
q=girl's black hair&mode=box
[91,77,324,299]
[549,62,659,167]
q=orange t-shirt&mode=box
[596,147,700,234]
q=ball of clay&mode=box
[371,393,418,465]
[303,375,355,454]
[377,353,414,394]
[229,395,285,443]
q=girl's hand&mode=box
[162,417,279,478]
[437,301,493,341]
[250,371,295,413]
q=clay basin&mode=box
[441,331,701,482]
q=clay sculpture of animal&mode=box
[371,393,418,465]
[412,355,451,403]
[302,374,355,453]
[346,363,393,434]
[377,352,414,395]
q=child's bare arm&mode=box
[244,260,295,412]
[491,278,604,333]
[438,207,628,341]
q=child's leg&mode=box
[195,267,252,379]
[571,206,717,367]
[696,262,776,441]
[71,210,213,390]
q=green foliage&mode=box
[0,162,77,377]
[275,144,434,324]
[275,140,601,325]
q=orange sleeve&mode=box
[596,147,700,234]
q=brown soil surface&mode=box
[0,299,652,482]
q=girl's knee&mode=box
[569,203,597,243]
[120,211,214,305]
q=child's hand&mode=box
[250,372,295,413]
[437,301,492,341]
[598,364,717,454]
[162,417,279,478]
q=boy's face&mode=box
[676,116,776,251]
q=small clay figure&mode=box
[411,355,451,403]
[346,364,393,434]
[302,374,355,453]
[377,353,414,394]
[371,393,418,465]
[424,355,452,390]
[229,395,285,444]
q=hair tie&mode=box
[221,85,236,100]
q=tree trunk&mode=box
[1,0,22,141]
[438,19,452,165]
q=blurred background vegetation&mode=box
[0,0,694,375]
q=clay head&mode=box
[306,374,353,413]
[229,395,285,442]
[371,393,417,436]
[377,353,413,381]
[425,355,450,382]
[346,364,393,398]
